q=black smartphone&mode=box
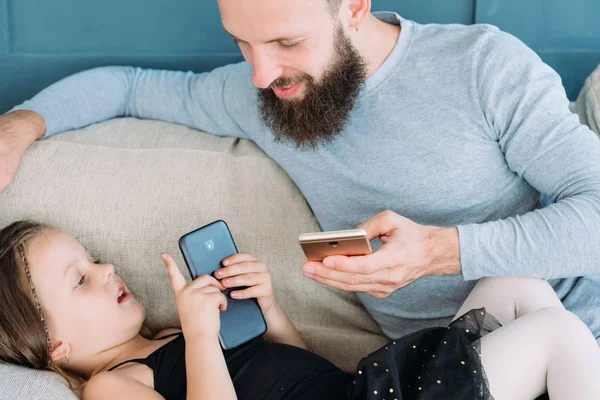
[178,220,267,350]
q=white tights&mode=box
[453,277,600,400]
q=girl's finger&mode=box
[208,292,228,312]
[230,285,270,300]
[189,274,226,291]
[222,272,267,288]
[215,261,265,279]
[221,253,259,267]
[195,285,222,295]
[162,253,187,293]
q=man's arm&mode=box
[9,63,258,140]
[0,110,47,190]
[457,28,600,280]
[301,29,600,296]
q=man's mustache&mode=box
[268,75,311,90]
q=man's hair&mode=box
[326,0,343,16]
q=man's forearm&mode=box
[10,64,251,140]
[0,110,46,146]
[457,191,600,281]
[0,110,47,192]
[10,66,137,138]
[425,226,462,276]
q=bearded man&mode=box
[2,0,600,343]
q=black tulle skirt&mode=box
[347,308,549,400]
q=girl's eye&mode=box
[77,275,86,287]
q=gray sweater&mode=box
[13,13,600,339]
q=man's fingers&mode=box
[321,255,376,273]
[307,273,391,295]
[320,247,394,274]
[357,210,400,240]
[303,263,373,285]
[367,291,392,299]
[162,252,187,293]
[305,261,398,286]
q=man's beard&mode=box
[258,26,368,150]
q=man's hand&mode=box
[301,210,462,298]
[0,110,46,193]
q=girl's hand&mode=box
[216,253,276,314]
[162,252,227,342]
[217,253,306,349]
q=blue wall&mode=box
[1,0,599,114]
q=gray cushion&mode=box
[0,118,388,399]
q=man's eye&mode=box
[279,41,300,49]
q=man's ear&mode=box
[50,339,71,362]
[345,0,371,30]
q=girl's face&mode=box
[25,229,145,361]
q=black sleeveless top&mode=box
[107,310,552,400]
[107,332,352,400]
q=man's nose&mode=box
[251,49,283,89]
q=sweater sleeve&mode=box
[11,62,258,139]
[457,27,600,280]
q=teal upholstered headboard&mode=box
[1,0,599,114]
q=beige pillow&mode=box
[572,64,600,137]
[0,118,387,399]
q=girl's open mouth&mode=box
[117,282,132,303]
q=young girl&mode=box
[0,220,598,400]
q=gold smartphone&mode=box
[298,229,373,261]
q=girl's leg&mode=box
[451,277,599,399]
[452,277,563,325]
[478,306,600,400]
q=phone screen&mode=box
[178,220,267,349]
